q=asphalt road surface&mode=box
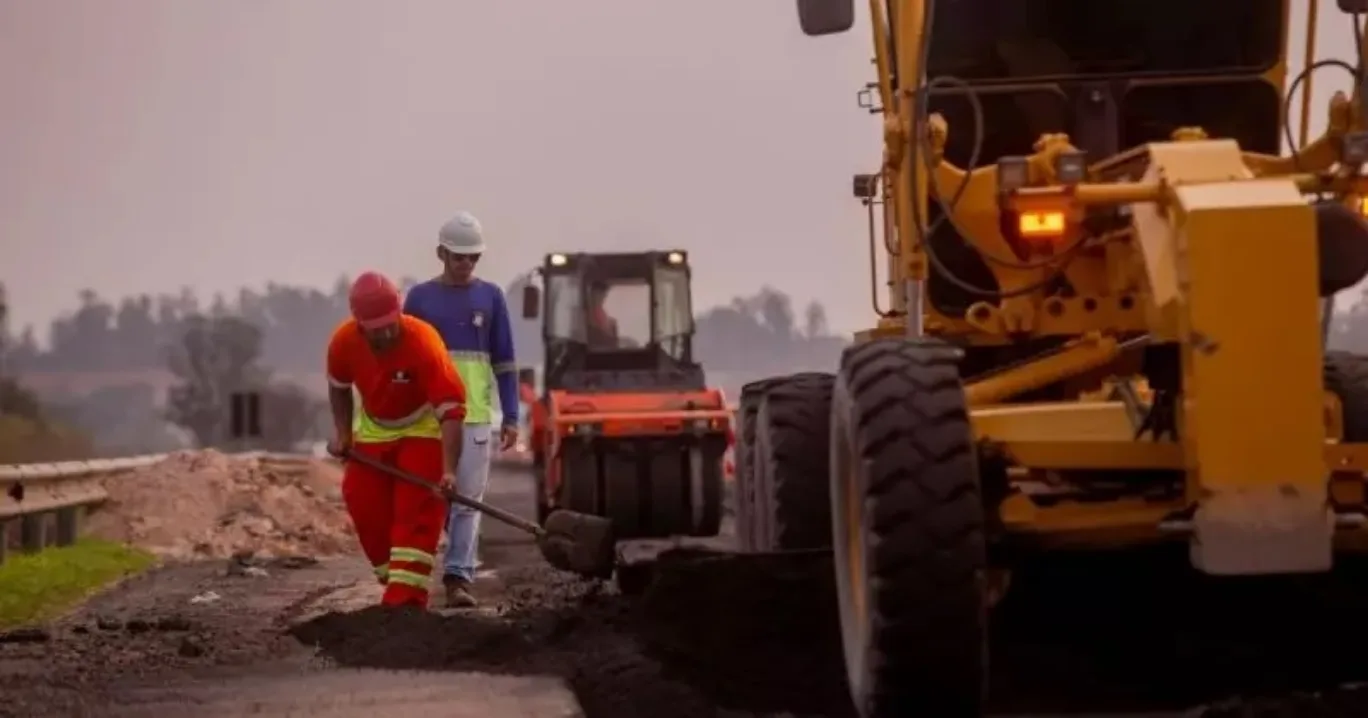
[6,463,1368,717]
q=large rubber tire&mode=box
[558,443,600,516]
[571,441,723,540]
[752,373,835,550]
[604,451,646,538]
[1325,351,1368,441]
[830,337,987,718]
[687,450,725,537]
[735,378,787,551]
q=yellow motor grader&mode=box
[732,0,1368,715]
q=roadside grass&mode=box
[0,539,156,630]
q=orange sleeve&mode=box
[409,320,467,423]
[326,320,357,389]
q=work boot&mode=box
[442,576,478,609]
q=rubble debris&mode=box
[0,627,50,644]
[225,549,320,578]
[85,450,353,560]
[290,556,854,718]
[177,635,205,658]
[154,616,192,632]
[637,548,853,716]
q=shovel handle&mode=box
[342,449,545,538]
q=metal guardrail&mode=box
[0,451,313,565]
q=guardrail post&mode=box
[55,506,81,547]
[19,513,46,553]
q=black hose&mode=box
[1283,59,1359,169]
[908,0,1085,301]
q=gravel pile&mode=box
[86,449,354,560]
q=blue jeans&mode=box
[442,423,492,583]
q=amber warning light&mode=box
[1003,187,1077,245]
[1017,211,1067,239]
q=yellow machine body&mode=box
[805,0,1368,575]
[748,2,1368,714]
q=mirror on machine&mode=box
[1338,0,1368,12]
[796,0,854,36]
[522,283,541,320]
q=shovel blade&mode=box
[539,509,616,579]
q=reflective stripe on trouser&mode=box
[387,546,437,590]
[442,423,493,583]
[341,437,447,607]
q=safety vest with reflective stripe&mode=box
[448,349,504,426]
[352,395,461,443]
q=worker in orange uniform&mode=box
[325,271,468,608]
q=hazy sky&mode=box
[0,1,1356,339]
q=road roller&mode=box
[520,250,731,539]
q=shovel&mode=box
[341,450,617,580]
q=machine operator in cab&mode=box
[325,271,467,609]
[402,211,520,609]
[586,279,619,348]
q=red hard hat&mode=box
[349,271,401,329]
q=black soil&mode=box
[0,558,338,718]
[291,567,727,718]
[290,547,852,717]
[13,537,1368,716]
[292,546,1368,718]
[7,543,1368,717]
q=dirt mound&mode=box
[287,529,1368,718]
[289,551,852,718]
[86,450,353,560]
[290,567,728,718]
[634,550,1368,717]
[638,548,853,715]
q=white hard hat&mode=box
[438,211,486,254]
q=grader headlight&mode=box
[996,156,1031,194]
[1343,131,1368,167]
[1052,150,1087,185]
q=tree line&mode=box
[2,276,846,375]
[0,276,849,459]
[8,274,1368,463]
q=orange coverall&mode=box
[326,314,467,607]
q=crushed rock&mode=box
[85,449,353,560]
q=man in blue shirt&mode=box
[402,210,519,608]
